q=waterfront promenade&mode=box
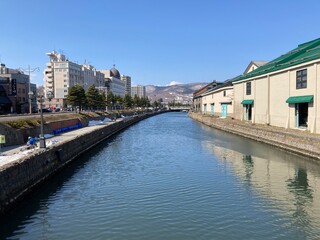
[0,118,124,168]
[189,112,320,160]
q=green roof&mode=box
[233,38,320,83]
[286,95,313,104]
[241,99,254,105]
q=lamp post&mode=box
[38,91,53,149]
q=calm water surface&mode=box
[1,112,320,239]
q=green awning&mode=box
[241,99,254,105]
[286,95,313,104]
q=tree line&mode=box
[66,85,158,111]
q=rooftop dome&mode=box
[110,65,120,79]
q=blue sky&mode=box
[0,0,319,87]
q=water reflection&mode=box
[243,155,254,185]
[201,130,320,237]
[2,113,320,239]
[287,168,313,234]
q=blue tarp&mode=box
[53,122,82,135]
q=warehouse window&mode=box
[296,69,307,89]
[246,82,251,95]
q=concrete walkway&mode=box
[0,119,121,168]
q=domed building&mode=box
[100,65,125,97]
[110,66,121,79]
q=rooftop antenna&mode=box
[112,56,116,68]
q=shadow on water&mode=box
[0,134,120,239]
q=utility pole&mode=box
[19,65,39,114]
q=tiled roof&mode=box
[193,81,220,97]
[203,80,233,95]
[233,38,320,82]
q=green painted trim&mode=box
[286,95,313,104]
[241,99,254,105]
[232,38,320,83]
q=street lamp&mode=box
[38,91,53,149]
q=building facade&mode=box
[232,38,320,133]
[82,64,105,92]
[192,81,221,112]
[201,81,234,118]
[131,85,146,98]
[100,66,125,97]
[0,64,37,113]
[121,75,131,96]
[44,51,105,109]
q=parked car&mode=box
[39,108,52,113]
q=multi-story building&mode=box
[0,64,37,113]
[232,38,320,133]
[100,66,126,97]
[200,81,234,118]
[82,64,105,91]
[44,51,105,109]
[131,85,146,98]
[192,81,220,112]
[121,75,131,96]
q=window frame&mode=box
[296,69,307,89]
[246,82,251,95]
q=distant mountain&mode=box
[146,82,208,104]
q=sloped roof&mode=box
[243,61,268,74]
[193,81,219,97]
[252,61,268,67]
[203,79,233,95]
[233,38,320,83]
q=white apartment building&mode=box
[131,85,146,98]
[44,51,105,109]
[121,75,131,96]
[82,64,105,91]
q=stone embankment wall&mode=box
[0,112,159,215]
[189,112,320,160]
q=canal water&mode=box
[1,112,320,239]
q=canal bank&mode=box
[0,111,165,215]
[189,112,320,160]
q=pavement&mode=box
[0,119,122,168]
